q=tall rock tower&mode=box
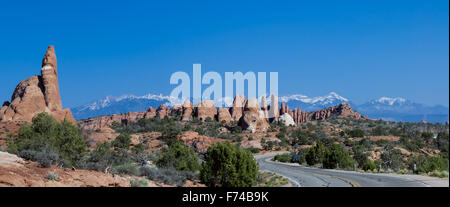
[0,46,75,124]
[41,46,63,111]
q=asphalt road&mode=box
[256,153,431,187]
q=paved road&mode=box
[256,153,431,187]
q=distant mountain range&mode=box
[71,92,449,123]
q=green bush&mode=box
[247,147,260,154]
[273,153,292,163]
[45,172,59,181]
[362,160,377,171]
[380,146,404,171]
[130,179,148,187]
[111,163,141,176]
[409,155,447,174]
[19,147,59,168]
[156,141,200,172]
[348,129,365,138]
[305,142,326,166]
[140,166,188,187]
[8,113,87,167]
[323,144,354,169]
[112,134,132,150]
[200,142,258,187]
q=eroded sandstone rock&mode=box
[217,107,232,123]
[196,100,216,121]
[0,46,75,124]
[181,100,193,121]
[231,95,246,121]
[240,98,269,133]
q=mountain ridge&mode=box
[71,92,449,123]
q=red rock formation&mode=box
[0,46,75,124]
[196,100,216,121]
[181,100,193,121]
[156,105,167,119]
[231,95,246,121]
[177,131,223,152]
[269,94,280,119]
[217,107,232,123]
[281,102,286,115]
[240,98,269,133]
[77,98,365,132]
[78,107,156,131]
[290,103,363,123]
[261,96,268,111]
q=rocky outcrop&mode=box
[240,98,270,133]
[0,46,75,124]
[231,95,246,121]
[196,100,216,121]
[0,151,169,187]
[279,113,296,126]
[78,107,157,131]
[217,107,232,123]
[177,131,223,152]
[78,97,364,133]
[156,105,168,119]
[290,103,363,123]
[181,100,193,121]
[270,94,280,119]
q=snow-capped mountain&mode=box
[372,97,407,106]
[354,97,448,123]
[71,94,182,120]
[71,92,449,123]
[279,92,351,112]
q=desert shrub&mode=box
[264,141,275,151]
[8,113,87,167]
[76,141,132,172]
[305,142,326,166]
[140,166,187,187]
[200,142,258,187]
[380,145,404,171]
[111,163,141,176]
[156,141,200,172]
[247,147,260,154]
[421,131,434,142]
[273,153,292,163]
[112,134,132,150]
[408,155,447,174]
[45,172,59,181]
[132,143,145,155]
[230,125,243,134]
[436,132,449,157]
[19,147,59,168]
[323,144,354,169]
[371,126,388,136]
[130,179,148,187]
[352,147,369,168]
[348,128,365,138]
[374,139,390,147]
[429,171,448,178]
[362,160,377,171]
[112,117,183,136]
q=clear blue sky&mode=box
[0,0,448,108]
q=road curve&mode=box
[256,153,430,187]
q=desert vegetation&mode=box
[272,118,449,176]
[3,112,448,187]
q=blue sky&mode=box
[0,0,448,108]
